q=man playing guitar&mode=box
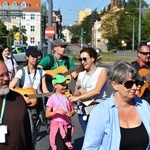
[131,44,150,103]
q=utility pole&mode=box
[81,28,83,49]
[47,0,53,55]
[138,0,141,45]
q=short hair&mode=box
[80,47,97,63]
[137,44,150,52]
[107,60,140,84]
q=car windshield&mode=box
[12,47,26,54]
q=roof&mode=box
[0,0,41,11]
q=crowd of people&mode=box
[0,39,150,150]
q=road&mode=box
[35,63,113,150]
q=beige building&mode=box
[78,8,91,24]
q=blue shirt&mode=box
[82,93,150,150]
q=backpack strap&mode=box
[62,56,69,69]
[10,58,14,67]
[18,68,25,88]
[48,55,70,69]
[37,67,43,79]
[131,61,141,71]
[19,67,43,88]
[48,54,54,69]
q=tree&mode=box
[0,19,8,45]
[7,26,27,46]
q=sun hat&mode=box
[52,74,70,85]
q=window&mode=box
[12,2,18,6]
[22,25,25,29]
[30,37,35,44]
[22,14,25,20]
[3,1,8,6]
[12,16,16,19]
[31,26,35,32]
[21,2,26,7]
[31,14,35,20]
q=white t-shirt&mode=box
[5,58,18,80]
[15,67,45,93]
[78,67,107,100]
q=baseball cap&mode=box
[26,47,39,57]
[52,74,70,85]
[53,39,67,47]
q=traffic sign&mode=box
[45,27,55,38]
[14,32,20,40]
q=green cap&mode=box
[52,74,70,85]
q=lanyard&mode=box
[82,66,97,89]
[27,66,37,86]
[0,95,6,125]
[54,54,65,67]
[55,93,68,111]
[55,93,72,123]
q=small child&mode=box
[45,74,75,150]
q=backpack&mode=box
[48,55,70,69]
[19,67,43,88]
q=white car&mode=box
[11,46,26,63]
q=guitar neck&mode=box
[63,65,84,76]
[27,92,52,99]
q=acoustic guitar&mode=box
[14,87,72,107]
[138,68,150,97]
[14,87,52,107]
[45,65,84,84]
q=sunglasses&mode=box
[139,51,150,55]
[59,45,67,48]
[120,80,144,89]
[78,57,91,62]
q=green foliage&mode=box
[7,26,27,46]
[0,19,8,45]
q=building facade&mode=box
[61,28,72,43]
[0,0,41,47]
[78,8,91,24]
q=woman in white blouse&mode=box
[0,45,18,80]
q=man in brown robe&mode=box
[0,61,33,150]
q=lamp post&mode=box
[138,0,141,45]
[47,0,53,55]
[125,12,135,51]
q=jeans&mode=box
[78,107,87,133]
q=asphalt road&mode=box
[35,63,113,150]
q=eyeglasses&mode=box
[0,73,10,80]
[120,80,144,89]
[78,57,91,62]
[139,51,150,55]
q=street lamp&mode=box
[125,12,135,51]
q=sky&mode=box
[43,0,150,26]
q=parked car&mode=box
[11,46,26,63]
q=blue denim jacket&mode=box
[82,93,150,150]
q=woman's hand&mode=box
[69,95,79,102]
